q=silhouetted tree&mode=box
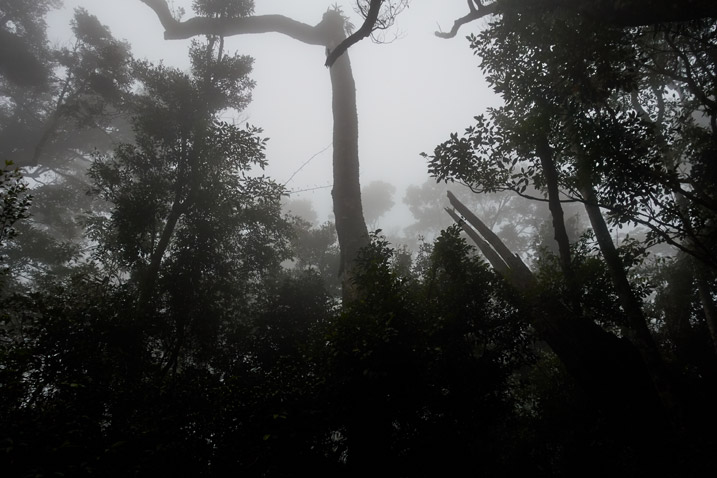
[0,7,134,287]
[139,0,377,299]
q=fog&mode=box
[48,0,499,230]
[4,2,717,475]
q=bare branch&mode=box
[447,190,535,289]
[445,206,511,276]
[435,3,497,39]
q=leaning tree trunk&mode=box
[576,156,681,429]
[139,1,370,300]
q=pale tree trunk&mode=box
[139,1,370,300]
[445,206,510,276]
[446,190,534,288]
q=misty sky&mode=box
[48,1,499,232]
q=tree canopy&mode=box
[1,1,716,476]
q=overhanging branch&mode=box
[139,0,325,45]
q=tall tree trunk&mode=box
[535,136,578,289]
[324,13,369,301]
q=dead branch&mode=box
[445,206,511,276]
[447,190,535,289]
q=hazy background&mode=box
[47,0,499,234]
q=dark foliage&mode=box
[2,2,717,477]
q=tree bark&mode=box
[327,23,370,300]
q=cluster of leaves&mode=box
[0,163,31,248]
[0,162,32,285]
[0,0,60,86]
[0,5,136,286]
[425,11,717,266]
[1,6,133,170]
[316,228,534,475]
[192,0,255,19]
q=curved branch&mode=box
[325,0,383,67]
[139,0,325,45]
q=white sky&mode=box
[48,0,499,231]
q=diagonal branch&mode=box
[447,190,535,289]
[435,2,498,39]
[325,0,383,67]
[445,206,511,276]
